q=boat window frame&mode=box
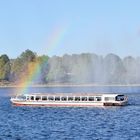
[35,96,41,101]
[30,96,34,101]
[55,96,60,101]
[115,95,125,101]
[105,97,115,101]
[26,96,30,100]
[42,96,47,101]
[81,97,88,101]
[88,97,95,101]
[61,97,67,101]
[48,96,54,101]
[75,97,81,101]
[68,97,73,101]
[95,96,102,101]
[17,95,26,100]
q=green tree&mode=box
[0,54,11,80]
[20,49,36,62]
[10,50,37,81]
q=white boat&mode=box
[10,93,128,107]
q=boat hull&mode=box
[11,100,126,107]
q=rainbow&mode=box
[45,23,69,55]
[15,23,70,95]
[16,60,44,95]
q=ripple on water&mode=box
[0,90,140,139]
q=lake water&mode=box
[0,86,140,140]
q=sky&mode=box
[0,0,140,58]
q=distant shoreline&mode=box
[1,83,140,88]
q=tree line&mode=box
[0,49,140,85]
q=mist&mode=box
[1,50,140,85]
[46,53,140,85]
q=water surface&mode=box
[0,86,140,140]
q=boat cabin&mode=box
[14,93,126,103]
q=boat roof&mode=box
[18,93,123,97]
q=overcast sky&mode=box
[0,0,140,58]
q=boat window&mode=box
[96,97,101,101]
[88,97,94,101]
[26,96,30,100]
[55,97,60,101]
[81,97,87,101]
[36,96,41,101]
[68,97,73,101]
[17,96,26,100]
[116,95,124,101]
[42,96,47,100]
[48,96,54,101]
[61,97,67,101]
[75,97,80,101]
[30,96,34,100]
[105,97,115,101]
